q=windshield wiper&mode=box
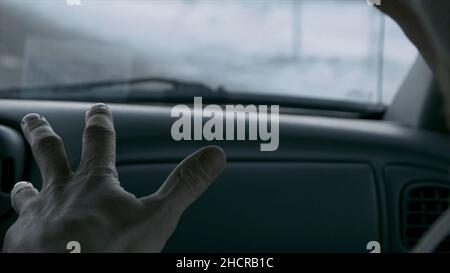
[0,77,385,118]
[0,77,222,97]
[0,76,229,103]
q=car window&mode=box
[0,0,417,105]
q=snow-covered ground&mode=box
[0,0,418,104]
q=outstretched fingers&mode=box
[10,181,38,215]
[142,146,226,214]
[79,103,118,177]
[21,113,72,186]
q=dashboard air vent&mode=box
[402,183,450,252]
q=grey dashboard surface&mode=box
[0,99,450,252]
[120,162,379,252]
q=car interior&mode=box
[1,0,450,253]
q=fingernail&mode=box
[91,103,107,109]
[198,146,226,178]
[11,181,34,197]
[86,103,109,119]
[21,113,41,125]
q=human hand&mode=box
[377,0,450,125]
[3,103,226,253]
[378,0,450,67]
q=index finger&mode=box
[21,113,72,187]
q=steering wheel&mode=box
[413,209,450,253]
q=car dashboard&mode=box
[0,99,449,252]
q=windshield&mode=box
[0,0,417,106]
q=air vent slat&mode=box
[402,183,450,252]
[408,198,450,202]
[408,211,444,215]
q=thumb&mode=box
[11,181,39,214]
[143,146,226,213]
